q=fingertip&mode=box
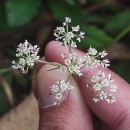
[36,40,59,73]
[44,41,61,59]
[44,40,85,64]
[44,40,66,63]
[36,64,93,130]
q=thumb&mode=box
[34,64,93,130]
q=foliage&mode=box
[79,26,113,50]
[0,0,40,29]
[49,0,86,24]
[104,10,130,37]
[111,60,130,83]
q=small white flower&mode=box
[50,80,74,104]
[106,94,116,104]
[63,32,75,43]
[60,53,84,76]
[99,91,107,100]
[93,83,103,91]
[12,40,39,73]
[54,17,85,48]
[108,74,112,80]
[111,84,117,92]
[77,31,85,42]
[99,50,108,58]
[88,46,98,56]
[54,27,65,34]
[98,71,105,78]
[51,85,59,92]
[63,17,71,26]
[101,59,110,68]
[61,54,66,58]
[82,55,96,68]
[83,47,110,68]
[92,97,100,103]
[102,79,111,87]
[72,25,80,32]
[55,93,62,100]
[91,71,117,103]
[12,60,21,70]
[70,41,77,48]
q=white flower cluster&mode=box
[60,53,84,76]
[11,17,117,105]
[53,17,114,104]
[59,47,110,77]
[12,40,39,73]
[91,71,117,104]
[83,46,110,68]
[54,17,85,48]
[50,80,74,104]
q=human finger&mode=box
[34,64,93,130]
[45,41,130,130]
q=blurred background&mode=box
[0,0,130,129]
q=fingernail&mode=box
[37,65,69,107]
[38,85,69,108]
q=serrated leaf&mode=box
[5,0,40,27]
[49,0,86,24]
[104,10,130,37]
[78,26,113,50]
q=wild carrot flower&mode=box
[54,17,85,48]
[60,53,84,76]
[12,40,39,73]
[91,71,117,104]
[50,80,74,104]
[83,46,110,68]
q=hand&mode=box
[34,41,130,130]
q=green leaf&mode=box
[104,10,130,37]
[5,0,40,27]
[86,14,108,24]
[78,26,113,50]
[64,0,76,5]
[111,60,130,83]
[49,0,86,24]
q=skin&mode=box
[34,41,130,130]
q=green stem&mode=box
[68,43,72,54]
[0,68,12,74]
[46,67,60,71]
[66,23,68,33]
[37,60,61,67]
[83,74,91,81]
[113,26,130,44]
[66,73,71,83]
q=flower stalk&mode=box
[37,60,61,67]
